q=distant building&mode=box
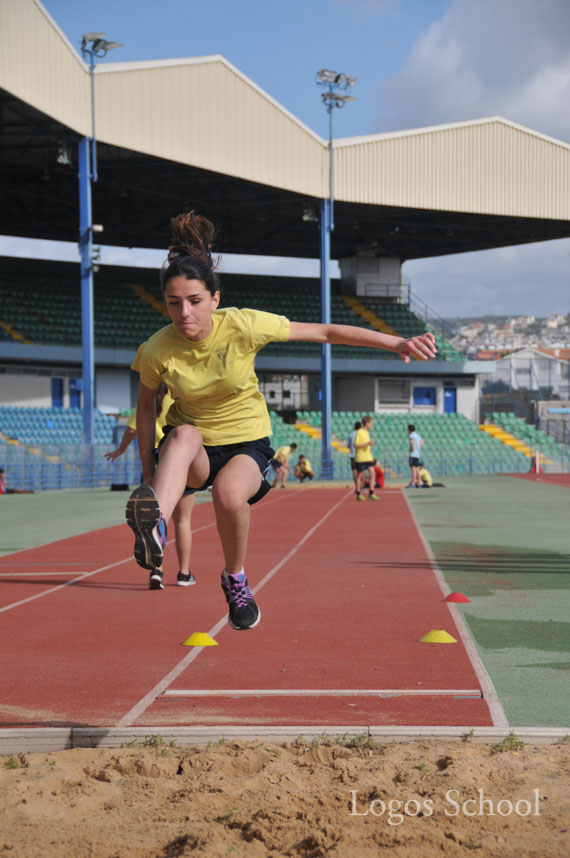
[489,347,570,397]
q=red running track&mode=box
[0,488,494,729]
[509,473,570,487]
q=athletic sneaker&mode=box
[368,492,380,500]
[357,493,367,501]
[149,569,164,590]
[125,484,167,570]
[221,571,260,630]
[176,571,197,587]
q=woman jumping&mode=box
[126,211,436,631]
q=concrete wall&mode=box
[0,372,52,407]
[96,369,133,414]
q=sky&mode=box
[4,0,570,318]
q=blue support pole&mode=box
[319,197,333,479]
[78,137,94,446]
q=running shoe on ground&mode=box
[176,571,197,587]
[357,493,367,501]
[368,492,380,500]
[125,484,167,570]
[221,571,260,630]
[149,569,164,590]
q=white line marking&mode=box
[162,688,483,698]
[0,489,297,616]
[401,491,509,728]
[116,489,352,727]
[0,572,89,577]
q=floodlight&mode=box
[82,32,106,42]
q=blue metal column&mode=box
[78,137,94,445]
[319,197,333,478]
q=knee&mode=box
[212,480,249,516]
[162,424,201,454]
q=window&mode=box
[413,386,436,406]
[378,379,410,403]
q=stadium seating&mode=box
[295,410,531,478]
[0,267,464,361]
[0,406,116,448]
[488,412,570,466]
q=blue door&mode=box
[444,386,456,413]
[51,378,63,407]
[69,378,82,408]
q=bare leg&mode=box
[172,493,196,573]
[153,425,209,520]
[367,466,375,493]
[212,455,263,573]
[352,466,360,494]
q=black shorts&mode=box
[409,456,420,467]
[350,457,356,470]
[157,428,275,506]
[355,460,375,473]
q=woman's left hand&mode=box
[396,332,437,364]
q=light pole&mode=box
[79,33,122,445]
[315,69,357,478]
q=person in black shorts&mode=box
[125,211,436,631]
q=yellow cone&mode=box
[181,632,218,647]
[419,629,457,644]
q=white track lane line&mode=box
[116,489,352,727]
[0,489,302,615]
[401,491,509,728]
[0,572,90,577]
[162,688,483,698]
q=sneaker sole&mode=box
[176,578,197,587]
[149,578,164,590]
[125,485,163,570]
[228,608,261,631]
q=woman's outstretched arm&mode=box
[288,322,436,364]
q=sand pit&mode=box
[1,736,568,857]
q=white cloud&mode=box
[403,238,570,318]
[375,0,570,141]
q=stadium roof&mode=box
[1,0,569,260]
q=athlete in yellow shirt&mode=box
[294,455,314,482]
[126,211,436,631]
[271,443,298,488]
[353,416,380,501]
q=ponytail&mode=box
[160,211,221,296]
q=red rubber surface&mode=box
[508,473,570,487]
[0,488,492,728]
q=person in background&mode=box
[353,415,380,501]
[106,384,196,591]
[0,467,34,495]
[271,442,298,488]
[374,462,385,490]
[346,420,361,498]
[294,454,314,482]
[125,211,436,632]
[407,424,424,488]
[420,465,433,487]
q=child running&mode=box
[125,211,436,631]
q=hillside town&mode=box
[448,313,570,360]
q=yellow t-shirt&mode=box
[354,427,373,463]
[132,307,290,446]
[126,390,175,447]
[275,445,294,463]
[299,458,313,473]
[420,467,433,487]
